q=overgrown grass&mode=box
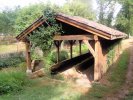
[0,70,31,95]
[0,45,130,100]
[0,76,81,100]
[77,50,130,100]
[0,52,25,68]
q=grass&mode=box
[0,50,129,100]
[0,76,81,100]
[0,62,81,100]
[76,50,130,100]
[0,43,25,54]
[0,42,130,100]
[0,66,31,95]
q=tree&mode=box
[115,0,133,35]
[29,7,62,52]
[96,0,117,27]
[61,0,96,20]
[15,3,45,34]
[0,8,18,35]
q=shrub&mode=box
[0,71,30,95]
[50,50,69,63]
[0,52,25,68]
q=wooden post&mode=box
[54,40,62,63]
[79,40,82,55]
[94,35,103,81]
[68,40,75,59]
[25,41,32,74]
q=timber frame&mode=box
[53,34,103,80]
[16,13,127,81]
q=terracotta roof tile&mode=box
[57,13,127,38]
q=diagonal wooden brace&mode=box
[83,39,95,57]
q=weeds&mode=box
[0,71,30,95]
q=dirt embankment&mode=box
[106,38,133,100]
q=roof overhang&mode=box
[16,13,127,41]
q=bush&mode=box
[0,71,30,95]
[0,52,25,68]
[50,50,69,63]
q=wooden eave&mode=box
[56,15,118,40]
[16,16,46,41]
[16,13,127,41]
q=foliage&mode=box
[0,71,30,95]
[0,52,25,68]
[115,0,133,35]
[15,4,45,34]
[96,0,117,27]
[50,50,69,63]
[0,49,129,99]
[0,1,96,35]
[61,0,95,20]
[0,8,18,35]
[107,46,115,66]
[73,44,88,55]
[29,7,62,52]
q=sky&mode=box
[0,0,66,11]
[0,0,121,18]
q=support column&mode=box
[54,40,62,63]
[68,40,75,59]
[79,40,82,55]
[94,35,103,81]
[25,41,32,74]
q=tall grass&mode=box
[0,71,30,95]
[0,52,25,68]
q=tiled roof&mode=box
[56,13,127,40]
[16,13,127,41]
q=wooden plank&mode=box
[83,39,95,57]
[54,35,94,40]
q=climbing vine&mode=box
[29,7,63,52]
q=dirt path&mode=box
[107,38,133,100]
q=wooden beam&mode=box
[54,35,94,41]
[83,40,95,57]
